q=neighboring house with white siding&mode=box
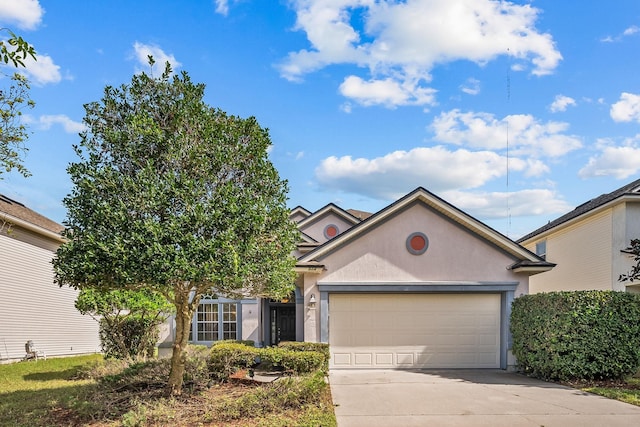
[518,178,640,294]
[0,195,100,362]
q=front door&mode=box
[270,305,296,345]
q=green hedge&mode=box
[208,342,328,381]
[278,342,330,371]
[511,290,640,381]
[260,347,325,374]
[208,342,261,381]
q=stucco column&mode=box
[303,274,319,342]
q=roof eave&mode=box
[1,212,66,243]
[510,265,555,275]
[519,193,640,244]
[294,262,325,274]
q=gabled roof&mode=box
[0,194,65,241]
[298,230,318,244]
[297,202,362,229]
[289,206,312,222]
[346,208,372,221]
[518,178,640,243]
[298,187,553,273]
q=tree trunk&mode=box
[167,292,195,395]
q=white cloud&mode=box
[23,114,86,133]
[215,0,229,16]
[132,42,182,76]
[339,75,436,108]
[280,0,561,107]
[315,146,517,200]
[579,143,640,179]
[20,53,61,85]
[440,188,572,219]
[460,78,480,95]
[549,94,576,113]
[602,25,640,42]
[0,0,44,30]
[314,145,568,220]
[431,109,582,158]
[611,92,640,123]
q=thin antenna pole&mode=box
[506,48,511,237]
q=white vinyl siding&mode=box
[329,294,500,369]
[528,210,613,293]
[0,228,100,362]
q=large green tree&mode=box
[53,62,298,394]
[0,28,36,178]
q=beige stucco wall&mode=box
[301,202,529,342]
[241,301,259,342]
[0,224,101,362]
[526,209,613,293]
[299,213,355,244]
[290,211,308,223]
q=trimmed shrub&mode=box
[511,290,640,381]
[212,339,255,347]
[209,342,260,381]
[260,347,325,374]
[278,341,330,371]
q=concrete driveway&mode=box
[329,369,640,426]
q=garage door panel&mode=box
[329,294,501,369]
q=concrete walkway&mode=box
[329,369,640,426]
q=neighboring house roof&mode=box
[346,209,372,221]
[518,178,640,243]
[296,203,362,229]
[0,194,64,241]
[298,187,553,274]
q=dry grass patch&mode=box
[1,350,336,426]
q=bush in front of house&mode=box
[278,342,330,371]
[208,342,328,381]
[208,342,261,381]
[98,316,159,360]
[511,290,640,381]
[260,347,326,375]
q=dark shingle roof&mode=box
[518,178,640,243]
[0,194,64,235]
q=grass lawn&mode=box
[0,354,102,426]
[0,353,336,426]
[578,377,640,407]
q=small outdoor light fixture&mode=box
[308,293,317,309]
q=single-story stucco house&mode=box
[518,178,640,294]
[176,187,554,370]
[0,194,100,362]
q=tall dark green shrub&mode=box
[99,316,159,360]
[511,290,640,381]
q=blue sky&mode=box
[1,0,640,239]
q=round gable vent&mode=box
[406,232,429,255]
[324,224,339,239]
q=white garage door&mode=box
[329,293,501,369]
